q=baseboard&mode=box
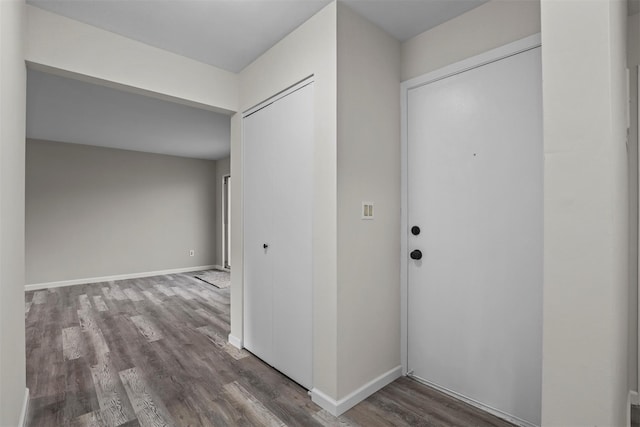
[213,264,231,272]
[18,388,29,427]
[24,265,217,291]
[311,365,402,416]
[228,334,243,349]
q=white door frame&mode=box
[400,34,542,375]
[636,64,640,404]
[222,174,231,269]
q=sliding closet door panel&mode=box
[243,80,314,390]
[271,83,314,389]
[243,103,277,363]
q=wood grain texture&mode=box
[124,288,144,302]
[119,367,174,427]
[33,290,48,304]
[92,296,108,312]
[142,291,162,306]
[62,326,83,360]
[224,381,287,427]
[26,271,515,427]
[196,325,248,360]
[77,309,110,359]
[170,286,194,300]
[109,284,127,301]
[154,284,175,297]
[130,315,163,343]
[79,294,92,311]
[89,356,136,425]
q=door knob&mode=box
[263,243,269,249]
[410,250,422,260]
[411,226,421,236]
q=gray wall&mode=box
[336,2,401,399]
[26,139,219,284]
[541,1,629,424]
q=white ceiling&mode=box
[27,69,231,160]
[26,0,487,72]
[343,0,487,41]
[26,0,489,159]
[27,0,333,73]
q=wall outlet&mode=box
[189,249,195,257]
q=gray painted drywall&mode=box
[541,1,629,424]
[26,140,218,284]
[400,0,540,81]
[0,1,27,425]
[336,2,401,399]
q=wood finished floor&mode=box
[26,272,515,427]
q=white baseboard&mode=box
[228,334,243,349]
[311,365,402,416]
[24,265,217,291]
[18,388,29,427]
[213,265,231,272]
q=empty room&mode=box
[1,0,639,426]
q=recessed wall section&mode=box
[26,140,218,285]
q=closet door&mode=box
[270,83,313,389]
[243,81,313,389]
[243,98,277,364]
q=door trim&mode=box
[399,34,542,376]
[242,75,314,118]
[222,174,231,269]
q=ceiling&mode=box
[26,0,488,160]
[344,0,487,42]
[27,69,231,160]
[26,0,487,73]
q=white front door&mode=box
[406,46,543,425]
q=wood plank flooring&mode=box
[26,272,515,427]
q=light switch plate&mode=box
[362,202,374,220]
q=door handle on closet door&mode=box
[263,243,269,249]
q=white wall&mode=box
[336,3,401,399]
[401,0,541,81]
[215,156,230,267]
[25,5,238,114]
[26,140,218,284]
[0,0,27,425]
[231,1,339,398]
[629,13,639,67]
[541,0,629,425]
